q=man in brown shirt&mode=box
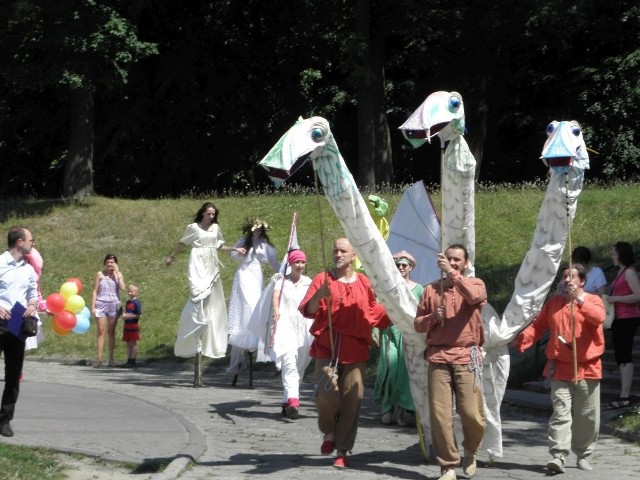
[415,244,487,480]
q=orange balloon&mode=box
[54,310,77,330]
[51,319,71,336]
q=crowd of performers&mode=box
[160,201,640,478]
[1,207,637,478]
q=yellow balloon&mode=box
[64,294,86,314]
[59,281,78,299]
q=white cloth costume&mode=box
[272,273,313,402]
[227,237,278,373]
[174,223,228,359]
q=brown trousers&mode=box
[314,359,365,452]
[428,362,485,468]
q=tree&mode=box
[1,1,157,197]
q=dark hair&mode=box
[446,243,469,260]
[562,263,587,281]
[571,246,592,265]
[239,217,273,249]
[194,202,219,224]
[614,241,636,267]
[103,253,118,265]
[7,226,29,248]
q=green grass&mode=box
[0,443,65,480]
[615,405,640,438]
[0,182,638,364]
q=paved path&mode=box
[2,359,640,479]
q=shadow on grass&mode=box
[0,197,93,223]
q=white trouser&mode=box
[281,346,311,402]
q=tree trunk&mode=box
[63,86,95,198]
[466,77,489,180]
[355,0,376,191]
[371,29,393,186]
[354,0,393,191]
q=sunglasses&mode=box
[395,262,411,267]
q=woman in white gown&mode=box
[227,218,279,377]
[167,203,244,363]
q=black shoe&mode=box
[0,422,14,437]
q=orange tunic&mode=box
[513,293,605,381]
[299,272,390,364]
[415,270,487,364]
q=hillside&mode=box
[1,182,637,363]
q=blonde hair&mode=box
[128,284,139,294]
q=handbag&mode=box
[22,316,38,337]
[601,295,615,330]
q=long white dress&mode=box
[174,223,228,359]
[227,237,278,372]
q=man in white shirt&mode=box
[0,226,39,437]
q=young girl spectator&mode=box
[91,254,126,367]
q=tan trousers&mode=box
[428,363,485,468]
[314,359,365,452]
[548,379,600,459]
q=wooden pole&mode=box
[314,169,334,356]
[565,171,578,385]
[439,139,446,327]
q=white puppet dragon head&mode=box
[259,116,333,187]
[399,91,465,147]
[540,120,590,173]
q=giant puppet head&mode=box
[540,120,590,173]
[399,91,465,148]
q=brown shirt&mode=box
[415,269,487,364]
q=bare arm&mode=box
[610,269,640,304]
[166,242,186,266]
[91,272,101,315]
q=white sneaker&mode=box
[546,456,565,473]
[438,468,456,480]
[577,458,593,470]
[462,450,477,477]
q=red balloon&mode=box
[52,320,72,336]
[66,277,83,294]
[46,293,66,315]
[54,310,77,330]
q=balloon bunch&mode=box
[45,278,90,336]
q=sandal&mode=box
[608,398,630,409]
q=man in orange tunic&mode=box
[415,244,487,480]
[513,263,605,473]
[299,238,389,469]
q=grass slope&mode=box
[1,182,638,363]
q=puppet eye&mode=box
[572,125,581,136]
[311,126,327,142]
[448,96,461,112]
[546,122,558,135]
